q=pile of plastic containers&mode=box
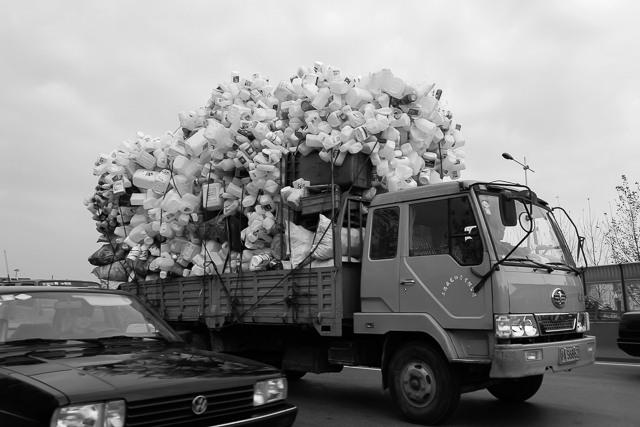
[85,62,467,282]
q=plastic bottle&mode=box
[133,169,159,190]
[345,87,374,108]
[452,125,466,147]
[384,77,406,99]
[250,253,272,270]
[378,140,396,160]
[179,193,201,213]
[129,223,148,244]
[126,245,141,261]
[422,152,438,169]
[386,173,401,192]
[130,193,146,206]
[160,189,181,214]
[202,182,223,211]
[171,174,192,196]
[394,164,414,181]
[152,169,171,195]
[311,87,332,110]
[132,149,156,170]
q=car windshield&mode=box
[0,290,180,345]
[478,193,574,267]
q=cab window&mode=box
[370,207,399,260]
[410,197,483,265]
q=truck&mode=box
[120,178,596,425]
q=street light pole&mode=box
[502,152,535,186]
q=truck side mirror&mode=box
[499,193,517,226]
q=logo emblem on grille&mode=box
[551,288,567,308]
[192,395,208,415]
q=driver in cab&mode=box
[482,200,549,264]
[59,302,98,339]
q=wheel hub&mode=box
[401,361,435,407]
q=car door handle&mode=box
[400,279,415,285]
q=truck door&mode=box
[361,206,401,312]
[399,196,493,329]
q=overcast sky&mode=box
[1,0,639,282]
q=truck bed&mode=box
[120,262,362,336]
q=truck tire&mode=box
[190,333,210,350]
[283,370,307,381]
[487,374,543,402]
[388,342,460,425]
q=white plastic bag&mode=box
[284,221,314,268]
[312,214,334,260]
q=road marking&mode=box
[595,361,640,367]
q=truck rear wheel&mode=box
[487,374,543,402]
[190,333,210,350]
[388,342,460,425]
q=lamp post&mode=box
[502,152,535,186]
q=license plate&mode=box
[559,346,580,364]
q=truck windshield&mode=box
[478,193,574,267]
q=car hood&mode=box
[1,342,280,404]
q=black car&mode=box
[617,311,640,357]
[1,279,102,288]
[0,286,297,427]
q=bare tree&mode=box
[603,175,640,311]
[580,199,610,266]
[604,175,640,263]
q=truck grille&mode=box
[125,385,254,427]
[536,313,576,334]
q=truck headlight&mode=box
[254,378,287,406]
[495,314,539,338]
[52,400,125,427]
[576,311,590,332]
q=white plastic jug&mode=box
[202,182,223,211]
[152,169,171,195]
[133,169,159,190]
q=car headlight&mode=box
[495,314,539,338]
[254,378,287,406]
[52,400,125,427]
[576,311,590,332]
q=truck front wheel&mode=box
[487,374,543,402]
[283,370,307,381]
[388,342,460,425]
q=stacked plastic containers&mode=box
[86,62,467,282]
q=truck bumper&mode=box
[490,335,596,378]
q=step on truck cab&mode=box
[121,180,595,425]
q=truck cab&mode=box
[356,180,595,423]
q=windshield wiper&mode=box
[98,335,175,345]
[505,257,554,273]
[546,262,582,275]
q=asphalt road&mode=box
[288,361,640,427]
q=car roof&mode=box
[1,279,102,288]
[0,286,124,294]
